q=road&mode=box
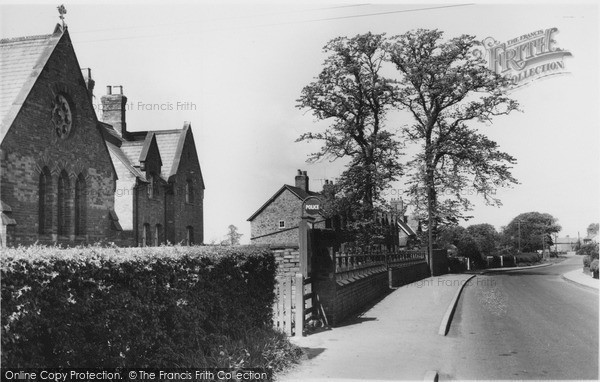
[441,255,599,380]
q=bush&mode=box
[583,255,592,268]
[1,245,280,368]
[514,252,542,266]
[590,259,599,273]
[577,243,599,259]
[448,257,467,273]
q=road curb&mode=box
[561,273,599,292]
[482,262,552,273]
[438,274,476,336]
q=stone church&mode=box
[0,24,204,247]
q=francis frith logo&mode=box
[478,27,572,88]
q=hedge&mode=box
[1,245,277,368]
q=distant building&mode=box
[390,199,419,248]
[554,236,579,252]
[0,24,204,247]
[248,170,328,245]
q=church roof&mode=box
[0,26,63,143]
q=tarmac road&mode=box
[442,256,599,380]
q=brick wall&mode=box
[314,262,429,326]
[167,130,204,245]
[270,244,301,277]
[0,33,117,246]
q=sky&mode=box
[1,0,598,244]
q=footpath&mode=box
[277,274,473,381]
[561,253,599,290]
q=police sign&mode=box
[304,197,321,216]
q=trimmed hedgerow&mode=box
[1,245,278,368]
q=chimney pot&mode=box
[295,170,309,192]
[101,85,128,138]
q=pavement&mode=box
[276,274,474,381]
[561,261,599,290]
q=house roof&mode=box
[105,140,146,180]
[397,219,417,236]
[0,25,63,143]
[101,122,200,184]
[247,184,321,221]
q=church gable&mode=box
[0,25,118,246]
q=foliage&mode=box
[577,242,599,260]
[587,223,599,236]
[513,252,543,265]
[448,256,468,273]
[583,255,592,269]
[590,259,599,276]
[388,29,519,240]
[296,32,403,232]
[1,245,280,368]
[466,224,499,257]
[502,212,561,252]
[224,224,243,246]
[438,224,498,268]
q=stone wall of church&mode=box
[0,34,117,246]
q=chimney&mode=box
[101,85,128,137]
[81,68,95,102]
[295,169,309,192]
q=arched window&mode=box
[185,179,194,204]
[186,226,194,246]
[38,167,53,234]
[75,174,87,236]
[154,224,162,246]
[142,223,151,247]
[57,171,71,236]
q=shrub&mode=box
[514,252,542,265]
[583,255,592,268]
[1,245,279,368]
[577,243,599,259]
[448,257,467,273]
[590,259,599,273]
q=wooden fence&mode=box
[273,274,314,337]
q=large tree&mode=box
[297,33,403,216]
[503,212,561,253]
[388,29,520,249]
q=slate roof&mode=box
[0,26,63,142]
[100,123,195,184]
[247,184,321,221]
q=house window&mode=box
[148,173,159,199]
[57,170,71,236]
[185,179,194,204]
[186,226,194,246]
[154,224,162,246]
[142,223,151,247]
[38,167,53,234]
[279,220,285,229]
[74,174,86,236]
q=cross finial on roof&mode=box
[57,4,67,28]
